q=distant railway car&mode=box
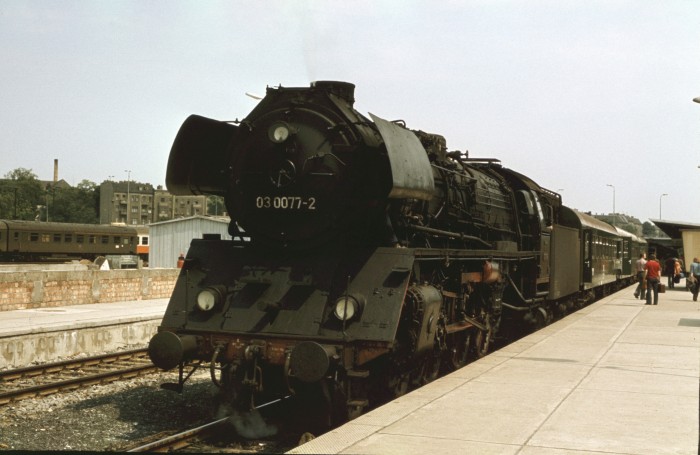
[614,226,647,278]
[559,209,625,291]
[0,220,138,262]
[135,225,149,263]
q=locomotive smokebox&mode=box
[148,331,199,370]
[166,115,239,196]
[289,341,338,383]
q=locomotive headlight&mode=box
[196,287,223,311]
[333,295,364,321]
[268,122,292,143]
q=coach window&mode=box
[89,235,96,244]
[101,236,109,244]
[41,234,50,243]
[30,232,39,242]
[76,234,84,244]
[64,234,72,243]
[114,236,121,244]
[53,233,61,242]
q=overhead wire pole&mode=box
[659,193,668,219]
[606,184,615,215]
[124,170,131,225]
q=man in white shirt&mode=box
[633,252,647,300]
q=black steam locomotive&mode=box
[148,81,642,425]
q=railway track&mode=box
[124,397,300,453]
[0,348,158,405]
[125,416,231,452]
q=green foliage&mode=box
[0,168,43,220]
[0,169,99,223]
[49,184,99,223]
[619,223,641,237]
[207,195,225,216]
[642,221,662,237]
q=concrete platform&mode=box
[291,284,700,455]
[0,299,168,369]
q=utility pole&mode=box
[606,183,615,215]
[124,170,131,225]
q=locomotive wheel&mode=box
[420,352,441,384]
[471,315,492,358]
[449,329,471,370]
[533,307,549,329]
[391,372,410,397]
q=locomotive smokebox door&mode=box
[370,113,435,200]
[166,114,238,196]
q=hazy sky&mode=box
[1,1,699,224]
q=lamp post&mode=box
[659,193,668,219]
[606,184,615,215]
[124,170,131,225]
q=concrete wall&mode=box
[0,268,179,311]
[1,320,162,368]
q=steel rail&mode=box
[125,397,288,452]
[0,348,156,405]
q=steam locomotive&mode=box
[148,81,643,426]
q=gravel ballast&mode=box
[0,369,218,451]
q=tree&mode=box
[207,195,226,216]
[620,222,641,237]
[642,221,658,237]
[49,180,99,223]
[0,168,43,220]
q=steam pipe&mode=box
[503,274,546,309]
[407,224,493,249]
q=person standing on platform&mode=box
[644,253,662,305]
[664,256,677,289]
[634,252,647,300]
[689,257,700,302]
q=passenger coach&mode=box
[0,220,138,262]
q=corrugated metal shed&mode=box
[149,216,232,268]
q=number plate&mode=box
[254,196,317,210]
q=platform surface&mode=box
[0,298,169,338]
[291,284,700,455]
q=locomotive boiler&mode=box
[148,81,580,425]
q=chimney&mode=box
[53,159,58,183]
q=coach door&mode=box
[583,230,593,283]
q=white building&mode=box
[148,216,232,268]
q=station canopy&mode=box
[650,219,700,240]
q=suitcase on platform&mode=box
[659,283,666,293]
